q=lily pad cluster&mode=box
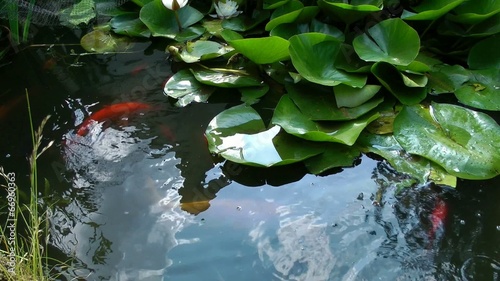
[87,0,500,186]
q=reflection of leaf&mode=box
[394,103,500,179]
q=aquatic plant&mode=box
[80,0,499,186]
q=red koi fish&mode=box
[76,102,152,136]
[428,197,448,242]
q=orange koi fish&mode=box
[76,102,152,136]
[428,197,448,242]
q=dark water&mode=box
[1,28,499,281]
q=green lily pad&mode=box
[426,64,470,94]
[335,44,372,73]
[401,0,466,20]
[272,95,380,145]
[353,18,420,66]
[438,13,500,37]
[447,0,500,24]
[270,19,345,41]
[371,62,427,105]
[289,33,367,87]
[190,67,263,88]
[239,85,269,105]
[334,84,382,108]
[60,0,95,26]
[80,29,134,53]
[287,82,384,121]
[174,25,206,42]
[394,103,500,179]
[222,10,271,32]
[304,143,361,174]
[164,69,216,107]
[357,132,456,186]
[229,36,290,64]
[265,0,304,31]
[455,69,500,111]
[205,105,323,167]
[264,0,291,9]
[318,0,383,24]
[468,36,500,70]
[177,40,234,63]
[110,13,151,38]
[140,0,204,39]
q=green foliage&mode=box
[92,0,500,186]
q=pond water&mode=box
[1,28,500,281]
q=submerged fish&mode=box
[428,197,448,243]
[76,102,152,136]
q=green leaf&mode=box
[447,0,500,24]
[357,132,456,186]
[110,13,151,38]
[264,0,291,9]
[426,64,470,94]
[455,69,500,111]
[272,95,380,145]
[178,40,234,63]
[174,25,206,41]
[468,36,500,70]
[287,82,384,121]
[229,37,290,64]
[205,105,323,167]
[393,103,500,179]
[60,0,96,26]
[438,13,500,37]
[289,33,367,87]
[265,0,303,31]
[334,84,381,108]
[140,0,203,39]
[190,67,263,88]
[353,18,420,66]
[239,85,269,105]
[164,69,216,107]
[80,30,134,53]
[371,62,427,105]
[222,10,270,32]
[318,0,383,24]
[401,0,466,20]
[304,143,361,174]
[270,19,345,41]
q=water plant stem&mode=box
[174,11,182,32]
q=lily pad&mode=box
[229,36,290,64]
[289,33,367,87]
[393,103,500,179]
[401,0,466,20]
[110,13,151,38]
[426,64,470,94]
[265,0,309,31]
[468,36,500,70]
[177,40,234,63]
[318,0,383,24]
[287,82,384,121]
[140,1,204,39]
[80,30,134,53]
[205,105,323,167]
[272,95,380,145]
[357,132,456,186]
[270,19,344,41]
[371,62,427,105]
[455,69,500,111]
[334,84,381,108]
[447,0,500,24]
[164,69,215,107]
[222,10,271,32]
[353,18,420,66]
[190,67,263,88]
[304,143,361,174]
[239,85,269,104]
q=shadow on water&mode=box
[1,27,499,281]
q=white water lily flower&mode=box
[212,0,242,19]
[162,0,188,11]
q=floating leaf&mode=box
[447,0,500,24]
[318,0,383,24]
[289,33,367,87]
[222,10,271,32]
[455,69,500,111]
[334,84,381,108]
[304,143,361,174]
[229,37,290,64]
[353,18,420,66]
[164,69,215,107]
[401,0,466,20]
[272,95,380,145]
[80,30,133,53]
[191,67,263,88]
[177,40,234,63]
[239,85,269,105]
[394,103,500,179]
[287,82,384,121]
[270,19,344,41]
[205,105,323,167]
[468,36,500,70]
[265,0,304,31]
[60,0,96,26]
[426,64,470,94]
[371,62,427,105]
[174,25,206,42]
[140,1,204,39]
[110,13,151,38]
[264,0,291,10]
